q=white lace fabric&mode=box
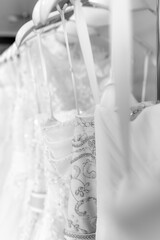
[65,114,96,240]
[31,112,75,240]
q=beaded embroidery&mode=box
[64,231,95,240]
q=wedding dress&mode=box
[19,115,47,240]
[95,94,160,240]
[0,90,31,240]
[0,86,15,196]
[40,30,109,113]
[65,114,96,240]
[32,111,75,240]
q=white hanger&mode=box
[16,1,59,49]
[15,0,151,51]
[39,0,109,27]
[15,21,34,49]
[15,2,73,49]
[56,16,97,43]
[15,2,39,49]
[32,0,41,27]
[40,0,59,25]
[39,0,154,27]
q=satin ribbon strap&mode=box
[141,51,151,102]
[73,0,100,104]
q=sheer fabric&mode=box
[32,111,75,240]
[95,102,160,240]
[0,91,29,240]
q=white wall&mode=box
[0,0,37,36]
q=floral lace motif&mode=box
[32,121,72,240]
[66,115,97,236]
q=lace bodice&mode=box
[32,113,75,240]
[65,115,96,240]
